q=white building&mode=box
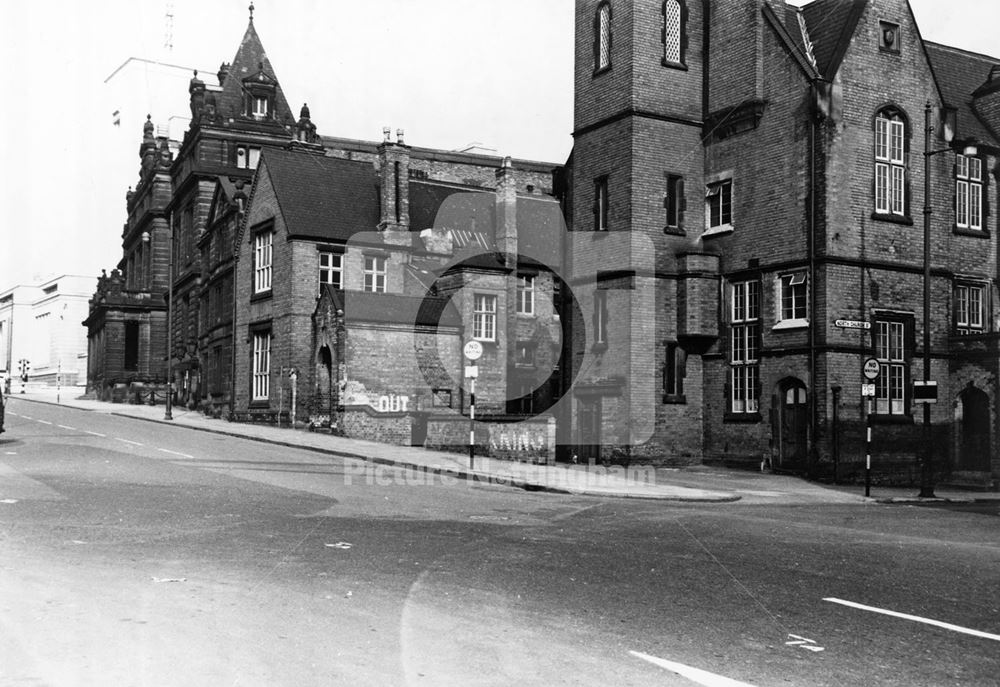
[0,275,93,388]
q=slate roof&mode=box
[925,42,1000,145]
[800,0,868,80]
[215,20,295,127]
[262,148,380,242]
[409,180,564,269]
[342,291,462,328]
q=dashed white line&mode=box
[85,431,106,438]
[37,420,52,425]
[115,438,143,446]
[157,448,194,459]
[629,650,758,687]
[57,425,76,431]
[824,598,1000,642]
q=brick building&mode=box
[232,138,564,454]
[85,10,318,411]
[565,0,1000,485]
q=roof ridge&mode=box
[925,40,1000,64]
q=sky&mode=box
[1,0,998,291]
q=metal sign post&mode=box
[861,358,880,498]
[463,341,483,470]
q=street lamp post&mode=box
[164,213,174,421]
[920,102,935,498]
[920,103,975,498]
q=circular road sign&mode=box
[862,358,880,380]
[463,340,483,361]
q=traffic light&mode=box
[18,359,29,383]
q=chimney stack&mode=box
[378,126,411,245]
[495,156,517,269]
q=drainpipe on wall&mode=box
[808,81,826,479]
[229,196,245,421]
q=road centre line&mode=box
[158,448,194,459]
[629,650,758,687]
[57,425,76,431]
[85,431,106,437]
[37,420,52,425]
[115,438,143,446]
[823,598,1000,642]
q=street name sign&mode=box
[836,319,871,330]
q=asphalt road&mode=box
[1,398,998,687]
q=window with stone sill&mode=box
[251,330,271,402]
[473,294,497,342]
[873,109,909,219]
[873,315,912,416]
[363,255,386,294]
[955,283,986,335]
[704,179,733,235]
[956,153,984,231]
[516,274,535,315]
[730,279,760,414]
[319,251,343,292]
[774,271,808,329]
[253,230,273,294]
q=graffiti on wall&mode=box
[341,380,410,413]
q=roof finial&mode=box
[249,1,254,22]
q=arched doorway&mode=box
[316,345,333,420]
[958,384,990,472]
[774,378,808,471]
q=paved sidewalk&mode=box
[12,387,997,505]
[10,388,739,502]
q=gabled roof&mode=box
[925,42,1000,145]
[262,148,380,242]
[206,177,239,228]
[215,20,295,126]
[800,0,868,79]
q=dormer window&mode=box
[252,95,269,119]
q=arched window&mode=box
[595,2,612,72]
[874,108,909,217]
[663,0,685,66]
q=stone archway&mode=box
[958,383,990,472]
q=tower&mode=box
[569,0,712,462]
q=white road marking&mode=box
[57,425,76,431]
[37,420,52,425]
[85,431,106,438]
[157,448,193,459]
[824,598,1000,642]
[115,438,143,446]
[629,650,758,687]
[785,634,824,652]
[20,416,32,420]
[4,452,16,455]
